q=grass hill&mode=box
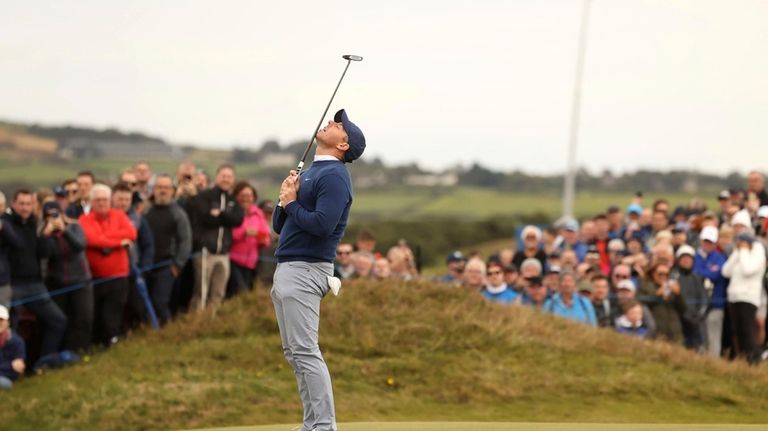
[3,281,768,430]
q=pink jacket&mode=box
[229,205,271,269]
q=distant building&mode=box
[405,173,459,187]
[59,138,178,160]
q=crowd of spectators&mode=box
[333,171,768,365]
[2,163,768,390]
[0,161,276,389]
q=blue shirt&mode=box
[0,331,25,380]
[273,160,353,263]
[693,249,728,309]
[544,293,598,326]
[481,286,519,304]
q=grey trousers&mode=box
[272,261,336,431]
[190,253,230,312]
[705,308,724,358]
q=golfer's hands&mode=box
[279,170,300,207]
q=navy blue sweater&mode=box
[273,160,352,263]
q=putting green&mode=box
[193,422,768,431]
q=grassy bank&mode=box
[2,281,768,430]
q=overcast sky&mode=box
[2,0,767,174]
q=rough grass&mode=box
[2,281,768,430]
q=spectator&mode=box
[615,279,657,338]
[193,170,209,191]
[503,264,519,292]
[61,179,79,206]
[144,175,192,325]
[624,203,645,242]
[2,190,67,357]
[387,245,417,281]
[0,203,13,309]
[514,276,548,308]
[591,274,619,328]
[607,238,626,268]
[610,263,633,291]
[350,252,374,279]
[65,171,95,218]
[718,225,735,256]
[462,258,486,291]
[560,250,578,271]
[497,248,514,267]
[42,202,93,352]
[722,232,766,364]
[80,184,137,346]
[607,205,624,240]
[638,263,686,343]
[372,257,391,280]
[615,301,650,339]
[673,245,708,351]
[256,200,279,285]
[559,220,587,262]
[52,186,69,212]
[188,164,244,313]
[581,220,597,244]
[113,182,155,326]
[716,190,731,224]
[543,267,560,294]
[481,261,517,304]
[0,305,25,390]
[174,160,198,208]
[133,160,155,200]
[647,210,670,249]
[544,270,597,326]
[517,257,543,292]
[355,230,377,255]
[542,227,558,256]
[747,171,768,206]
[334,243,355,279]
[227,181,271,297]
[513,226,547,271]
[694,226,728,358]
[591,214,611,275]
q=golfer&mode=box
[272,109,365,431]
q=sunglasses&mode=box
[487,270,502,276]
[656,272,669,277]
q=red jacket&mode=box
[80,209,137,279]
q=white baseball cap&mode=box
[758,206,768,219]
[0,305,8,320]
[617,279,636,292]
[700,226,719,243]
[676,244,696,259]
[731,209,752,228]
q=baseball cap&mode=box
[675,244,696,259]
[700,226,719,243]
[718,190,730,200]
[446,251,465,263]
[334,109,366,163]
[546,265,562,275]
[758,206,768,219]
[731,210,752,228]
[564,220,579,232]
[53,186,68,198]
[608,238,626,252]
[627,203,643,216]
[527,276,543,286]
[616,279,636,292]
[0,304,8,320]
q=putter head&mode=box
[342,54,363,61]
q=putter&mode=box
[295,54,363,174]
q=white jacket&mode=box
[722,245,766,307]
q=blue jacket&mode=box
[544,293,598,326]
[693,249,728,309]
[273,160,353,263]
[481,286,518,304]
[0,330,26,380]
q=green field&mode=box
[2,281,768,430]
[197,423,768,431]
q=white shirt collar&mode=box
[314,155,339,162]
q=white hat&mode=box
[731,210,752,228]
[608,238,626,252]
[758,206,768,219]
[0,305,8,320]
[675,244,696,259]
[617,279,636,292]
[700,225,719,243]
[521,225,542,242]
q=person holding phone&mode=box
[638,263,687,343]
[42,202,93,352]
